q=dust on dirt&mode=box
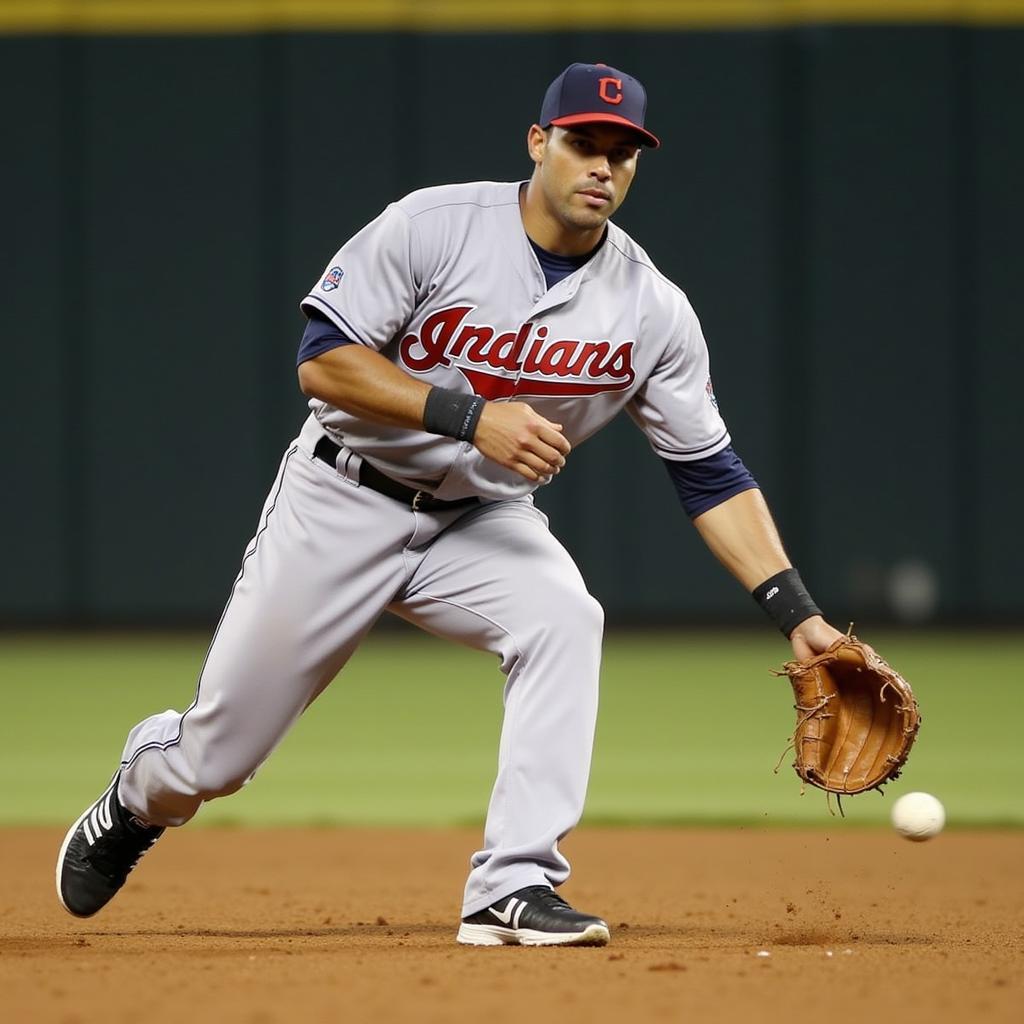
[2,827,1020,1023]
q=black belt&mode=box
[313,436,478,512]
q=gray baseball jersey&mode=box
[115,179,733,922]
[301,180,729,498]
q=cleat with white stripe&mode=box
[457,886,610,947]
[56,772,164,918]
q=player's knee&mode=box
[545,585,604,644]
[575,590,605,637]
[192,762,254,801]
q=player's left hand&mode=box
[788,615,850,662]
[774,633,920,795]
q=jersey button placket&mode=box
[513,275,547,396]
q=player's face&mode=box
[528,124,641,236]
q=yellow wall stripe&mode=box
[2,0,1024,34]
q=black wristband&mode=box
[422,387,486,442]
[751,568,822,637]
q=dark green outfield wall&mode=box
[2,27,1022,624]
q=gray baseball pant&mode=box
[117,422,603,916]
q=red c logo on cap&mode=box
[598,77,623,105]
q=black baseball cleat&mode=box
[56,772,165,918]
[457,885,610,947]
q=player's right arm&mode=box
[298,344,570,482]
[299,201,569,482]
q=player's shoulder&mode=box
[393,180,521,220]
[603,222,696,316]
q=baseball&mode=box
[891,791,945,841]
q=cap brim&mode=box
[550,113,660,149]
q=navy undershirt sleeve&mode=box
[296,309,355,367]
[662,445,759,518]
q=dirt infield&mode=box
[3,827,1021,1023]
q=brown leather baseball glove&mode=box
[775,635,921,796]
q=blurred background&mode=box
[2,0,1023,628]
[1,2,1022,829]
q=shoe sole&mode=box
[456,922,610,947]
[55,771,120,918]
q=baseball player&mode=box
[57,62,845,947]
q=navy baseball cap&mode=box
[540,62,660,149]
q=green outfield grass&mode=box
[1,629,1020,828]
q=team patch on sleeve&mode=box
[321,267,344,291]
